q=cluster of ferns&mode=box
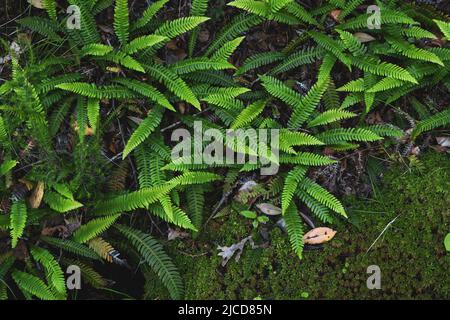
[0,0,449,300]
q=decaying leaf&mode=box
[436,137,450,148]
[354,32,376,43]
[217,236,256,266]
[28,0,44,9]
[238,180,258,192]
[28,181,44,209]
[18,179,33,191]
[330,9,341,22]
[303,227,337,244]
[168,228,189,241]
[256,203,282,216]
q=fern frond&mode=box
[104,51,145,72]
[308,31,351,69]
[131,0,169,31]
[12,270,56,300]
[367,77,404,93]
[284,203,304,259]
[186,185,205,234]
[69,0,100,44]
[296,190,333,223]
[350,56,417,84]
[93,185,174,215]
[113,78,173,111]
[122,35,167,54]
[386,36,444,66]
[308,109,357,127]
[80,43,113,57]
[282,166,307,214]
[155,17,209,40]
[284,2,318,25]
[42,0,57,20]
[10,201,27,248]
[167,172,222,186]
[412,109,450,139]
[280,153,336,166]
[72,214,121,243]
[211,36,245,61]
[115,224,183,299]
[236,51,284,75]
[434,19,450,40]
[114,0,129,45]
[56,82,133,99]
[279,130,323,153]
[170,58,235,75]
[336,29,367,56]
[336,78,365,92]
[288,78,330,129]
[122,106,164,159]
[44,191,83,213]
[276,49,329,78]
[363,124,404,138]
[41,236,100,260]
[30,247,67,298]
[18,17,62,41]
[206,14,263,56]
[316,128,382,145]
[298,177,346,217]
[88,237,116,263]
[87,98,100,133]
[143,63,200,109]
[231,100,267,129]
[0,160,18,176]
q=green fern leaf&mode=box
[12,270,57,300]
[123,106,164,159]
[44,191,83,213]
[30,247,67,298]
[72,214,121,243]
[10,201,27,248]
[308,109,357,127]
[282,166,307,214]
[284,202,304,259]
[412,109,450,140]
[114,0,129,45]
[115,224,184,299]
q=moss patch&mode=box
[147,152,449,299]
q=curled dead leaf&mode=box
[28,181,44,209]
[303,227,337,244]
[436,137,450,148]
[28,0,44,9]
[330,9,341,22]
[256,203,282,216]
[354,32,376,43]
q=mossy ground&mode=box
[146,152,449,299]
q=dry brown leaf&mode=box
[28,181,44,209]
[28,0,44,9]
[436,137,450,148]
[303,227,337,244]
[354,32,376,43]
[18,179,34,191]
[256,203,282,216]
[330,9,341,22]
[198,29,210,43]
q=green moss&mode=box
[147,152,450,299]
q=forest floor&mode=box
[144,151,449,299]
[0,1,449,300]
